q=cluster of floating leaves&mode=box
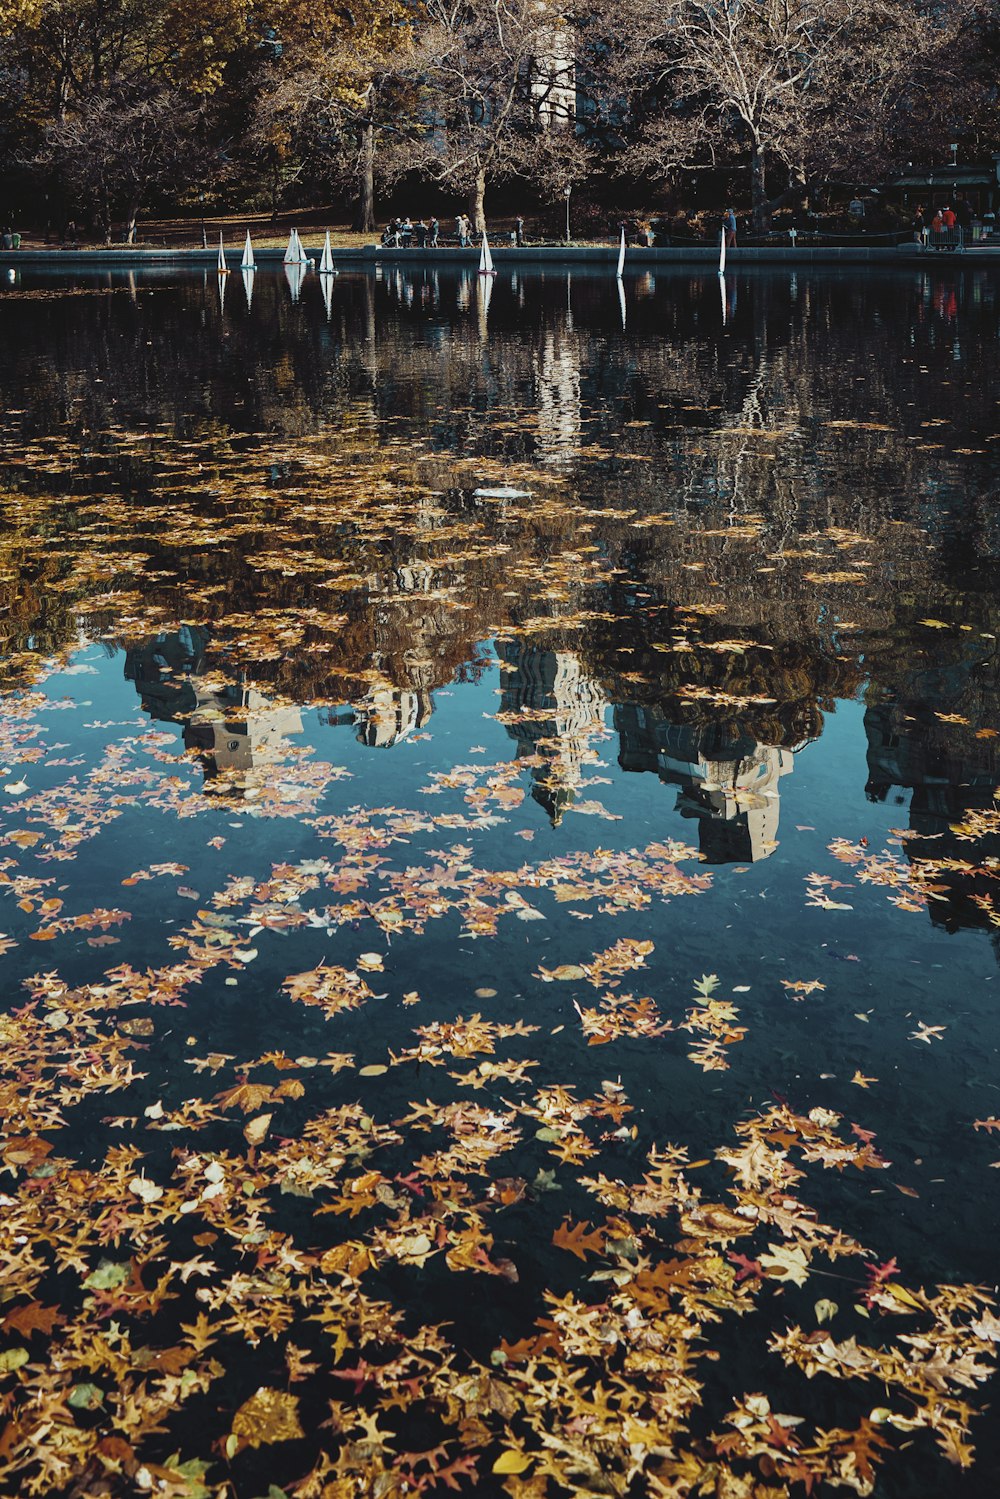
[2,319,1000,1498]
[0,651,998,1499]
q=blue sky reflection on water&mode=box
[1,264,1000,1496]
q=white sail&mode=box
[478,231,496,276]
[284,230,297,264]
[719,272,727,326]
[319,230,335,275]
[719,229,726,276]
[241,230,255,270]
[618,276,626,330]
[616,228,626,279]
[217,232,229,274]
[242,266,255,309]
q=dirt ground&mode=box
[14,210,379,251]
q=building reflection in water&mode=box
[125,627,303,793]
[498,642,608,823]
[533,327,582,466]
[615,705,795,862]
[865,699,1000,936]
[355,683,433,747]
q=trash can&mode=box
[0,234,11,250]
[11,234,20,250]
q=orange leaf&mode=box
[552,1218,606,1261]
[2,1302,61,1337]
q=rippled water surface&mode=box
[2,261,1000,1497]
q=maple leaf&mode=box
[551,1218,606,1261]
[214,1080,277,1113]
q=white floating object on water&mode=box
[284,228,308,265]
[319,230,336,275]
[241,230,256,270]
[472,486,531,499]
[616,227,626,279]
[478,231,496,276]
[217,232,229,274]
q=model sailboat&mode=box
[616,228,626,279]
[284,229,308,265]
[319,231,336,275]
[241,231,256,271]
[719,229,726,276]
[478,231,496,276]
[217,232,229,275]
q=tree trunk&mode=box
[468,168,486,234]
[353,121,376,232]
[750,143,766,232]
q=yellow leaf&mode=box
[243,1113,272,1145]
[492,1450,532,1474]
[884,1282,924,1310]
[232,1387,304,1447]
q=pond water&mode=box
[1,261,1000,1498]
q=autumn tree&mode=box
[43,84,205,242]
[4,0,249,231]
[610,0,981,227]
[396,0,592,232]
[251,0,417,231]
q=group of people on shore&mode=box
[381,214,528,248]
[381,216,441,248]
[911,196,975,243]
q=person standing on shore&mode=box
[429,216,439,246]
[515,215,524,246]
[724,208,737,247]
[954,195,972,239]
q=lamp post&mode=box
[563,184,571,244]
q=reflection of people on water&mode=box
[125,628,303,793]
[615,706,794,862]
